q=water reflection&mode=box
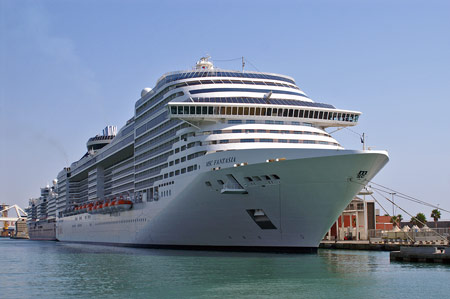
[2,239,450,298]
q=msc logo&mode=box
[357,170,368,179]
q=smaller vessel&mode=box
[25,182,57,241]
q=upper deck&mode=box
[135,57,360,128]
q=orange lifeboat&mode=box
[81,204,87,213]
[87,203,94,214]
[92,202,101,214]
[116,199,133,211]
[102,202,110,213]
[109,198,118,212]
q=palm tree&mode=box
[431,209,441,228]
[410,213,427,228]
[396,214,403,227]
[390,215,398,227]
[390,214,403,227]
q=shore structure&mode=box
[390,247,450,264]
[29,57,389,252]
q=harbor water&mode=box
[1,238,449,298]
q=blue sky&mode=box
[1,0,449,221]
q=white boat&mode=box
[55,57,388,252]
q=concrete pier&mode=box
[320,240,401,251]
[390,246,450,264]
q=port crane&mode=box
[1,204,27,235]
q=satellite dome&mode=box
[141,88,152,98]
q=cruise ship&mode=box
[26,183,57,240]
[54,57,388,252]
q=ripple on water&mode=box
[1,239,449,298]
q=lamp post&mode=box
[391,192,396,216]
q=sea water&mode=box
[1,238,449,298]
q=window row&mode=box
[189,97,333,108]
[95,218,148,226]
[190,87,307,99]
[196,129,331,138]
[136,91,183,124]
[155,70,296,90]
[170,105,359,123]
[168,151,207,167]
[135,125,178,155]
[135,163,168,180]
[136,85,171,115]
[134,137,179,164]
[174,79,300,91]
[136,120,185,147]
[135,151,173,172]
[203,139,339,146]
[166,164,198,178]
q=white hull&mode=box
[57,148,388,251]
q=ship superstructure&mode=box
[54,57,388,252]
[26,182,58,240]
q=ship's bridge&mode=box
[167,97,360,128]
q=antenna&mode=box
[242,57,245,72]
[361,133,366,150]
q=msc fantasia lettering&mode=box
[206,157,236,167]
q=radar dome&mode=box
[141,88,152,98]
[52,179,58,186]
